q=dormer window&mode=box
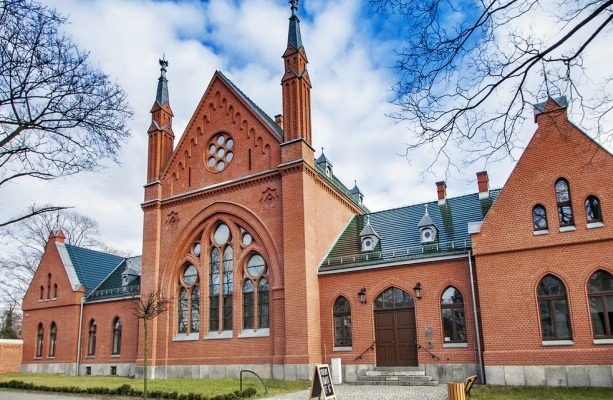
[359,216,380,252]
[418,204,438,244]
[316,149,333,178]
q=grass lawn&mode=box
[470,384,613,399]
[0,373,310,398]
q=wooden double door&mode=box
[374,307,418,366]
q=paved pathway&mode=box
[1,384,449,400]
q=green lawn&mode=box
[0,373,310,398]
[470,384,613,399]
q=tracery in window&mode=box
[210,223,233,332]
[178,264,199,334]
[585,196,603,223]
[87,320,97,356]
[242,253,269,331]
[374,287,414,310]
[588,270,613,339]
[112,318,122,355]
[36,323,43,358]
[333,296,352,347]
[537,275,572,340]
[441,286,467,343]
[48,322,56,357]
[532,205,548,231]
[555,179,574,226]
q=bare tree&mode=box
[0,208,132,308]
[0,303,20,339]
[131,290,169,400]
[0,0,132,227]
[369,0,613,174]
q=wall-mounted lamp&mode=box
[413,282,423,300]
[357,288,367,304]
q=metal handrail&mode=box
[354,340,376,361]
[416,342,441,361]
[239,370,268,394]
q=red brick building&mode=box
[21,4,612,387]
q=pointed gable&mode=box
[159,71,284,198]
[473,97,613,255]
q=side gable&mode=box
[473,98,613,255]
[160,72,283,198]
[63,244,125,296]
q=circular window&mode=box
[242,233,253,247]
[213,224,230,246]
[205,133,234,173]
[183,265,197,286]
[192,243,201,256]
[247,254,266,278]
[365,239,372,247]
[424,231,431,239]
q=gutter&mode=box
[75,296,85,376]
[468,251,485,383]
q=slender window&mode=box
[537,275,572,340]
[585,196,603,223]
[555,179,574,226]
[48,322,56,357]
[178,264,199,334]
[39,286,44,300]
[87,320,97,356]
[532,205,548,231]
[112,318,122,355]
[210,223,233,332]
[441,286,467,343]
[47,273,51,300]
[35,324,43,358]
[333,296,352,347]
[258,278,269,329]
[242,253,269,330]
[588,270,613,338]
[53,283,58,299]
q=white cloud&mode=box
[3,0,574,255]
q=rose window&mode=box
[206,133,234,172]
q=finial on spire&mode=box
[290,0,298,15]
[156,55,170,106]
[424,204,429,215]
[159,55,169,71]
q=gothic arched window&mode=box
[532,205,548,231]
[588,270,613,339]
[87,320,97,356]
[585,196,603,224]
[178,264,199,334]
[441,286,467,343]
[555,179,574,227]
[242,253,269,331]
[537,275,572,340]
[210,223,233,332]
[48,322,57,357]
[35,323,43,358]
[333,296,352,347]
[112,318,122,355]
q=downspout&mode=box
[468,251,485,383]
[76,295,85,376]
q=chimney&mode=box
[275,114,283,130]
[436,181,447,205]
[477,171,489,199]
[48,229,65,243]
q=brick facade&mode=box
[20,7,612,388]
[0,339,23,374]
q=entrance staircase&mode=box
[352,367,439,386]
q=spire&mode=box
[156,57,170,106]
[281,0,312,145]
[287,0,303,50]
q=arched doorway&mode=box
[374,287,417,366]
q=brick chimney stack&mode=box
[436,181,447,205]
[477,171,490,199]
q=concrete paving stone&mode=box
[260,384,449,400]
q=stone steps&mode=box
[351,367,439,387]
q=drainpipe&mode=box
[468,251,485,383]
[76,296,85,376]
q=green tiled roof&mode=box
[87,257,141,302]
[63,244,125,295]
[319,189,500,272]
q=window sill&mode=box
[238,328,269,338]
[533,229,549,236]
[559,226,576,233]
[587,222,604,229]
[110,354,121,358]
[594,338,613,345]
[46,356,55,359]
[85,355,95,358]
[34,357,42,360]
[172,333,199,342]
[205,330,232,340]
[443,342,468,348]
[542,340,574,346]
[333,346,352,352]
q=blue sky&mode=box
[1,0,610,255]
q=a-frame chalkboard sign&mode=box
[308,364,336,400]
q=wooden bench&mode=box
[464,375,477,396]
